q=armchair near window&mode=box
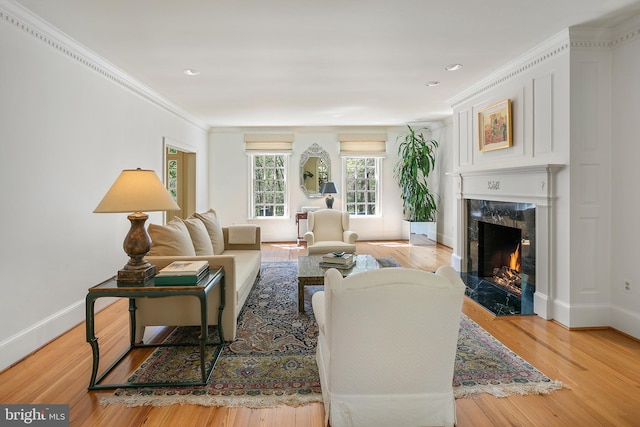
[303,209,358,255]
[312,265,465,427]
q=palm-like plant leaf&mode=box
[393,125,439,222]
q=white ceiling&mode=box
[10,0,640,127]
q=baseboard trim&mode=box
[0,298,113,372]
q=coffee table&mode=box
[297,254,380,312]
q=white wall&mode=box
[610,15,640,339]
[0,4,209,371]
[209,125,454,244]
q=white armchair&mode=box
[303,209,358,255]
[312,265,465,427]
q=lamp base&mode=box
[117,264,156,284]
[117,211,156,284]
[325,195,334,209]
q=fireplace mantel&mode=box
[453,164,564,205]
[450,164,564,319]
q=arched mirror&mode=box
[300,143,330,198]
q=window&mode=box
[249,153,289,218]
[344,157,381,216]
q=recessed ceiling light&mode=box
[445,64,463,71]
[425,81,440,87]
[183,69,200,76]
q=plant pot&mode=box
[403,221,437,246]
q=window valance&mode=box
[244,134,294,152]
[338,133,387,156]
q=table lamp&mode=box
[321,182,338,209]
[94,168,180,283]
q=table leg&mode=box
[298,280,304,312]
[217,275,225,343]
[198,294,208,383]
[128,298,137,346]
[85,296,99,389]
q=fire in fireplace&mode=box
[478,222,525,296]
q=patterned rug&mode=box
[101,260,563,408]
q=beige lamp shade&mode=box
[94,168,179,213]
[94,168,179,283]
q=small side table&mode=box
[85,268,225,390]
[296,212,308,244]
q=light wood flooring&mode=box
[1,241,640,426]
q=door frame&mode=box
[163,137,197,222]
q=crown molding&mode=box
[564,19,640,50]
[0,0,209,131]
[449,13,640,109]
[610,13,640,48]
[447,29,570,107]
[568,26,613,49]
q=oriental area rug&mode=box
[101,261,564,408]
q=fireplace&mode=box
[452,165,561,319]
[462,200,535,315]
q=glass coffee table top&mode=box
[298,254,380,279]
[297,254,380,311]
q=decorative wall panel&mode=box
[533,74,554,154]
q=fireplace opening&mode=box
[462,199,536,316]
[478,222,524,296]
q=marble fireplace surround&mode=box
[451,164,563,319]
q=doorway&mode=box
[164,138,196,220]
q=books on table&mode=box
[322,252,354,264]
[320,252,355,269]
[154,260,210,285]
[319,261,355,269]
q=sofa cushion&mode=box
[228,224,257,244]
[182,217,215,256]
[193,209,225,255]
[148,217,196,256]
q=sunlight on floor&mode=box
[368,241,412,248]
[268,243,306,250]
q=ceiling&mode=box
[10,0,640,128]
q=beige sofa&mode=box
[134,209,261,342]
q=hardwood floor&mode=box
[2,241,640,426]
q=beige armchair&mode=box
[312,265,465,427]
[303,209,358,255]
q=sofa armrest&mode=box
[145,254,239,326]
[343,230,358,244]
[146,255,238,297]
[222,227,261,251]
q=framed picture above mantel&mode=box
[478,99,512,152]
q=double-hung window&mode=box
[339,134,387,216]
[249,153,289,218]
[343,156,381,216]
[245,134,294,219]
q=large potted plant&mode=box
[393,125,439,244]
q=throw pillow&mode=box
[193,209,225,254]
[182,217,214,256]
[147,217,196,256]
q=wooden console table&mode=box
[85,268,225,390]
[296,212,308,244]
